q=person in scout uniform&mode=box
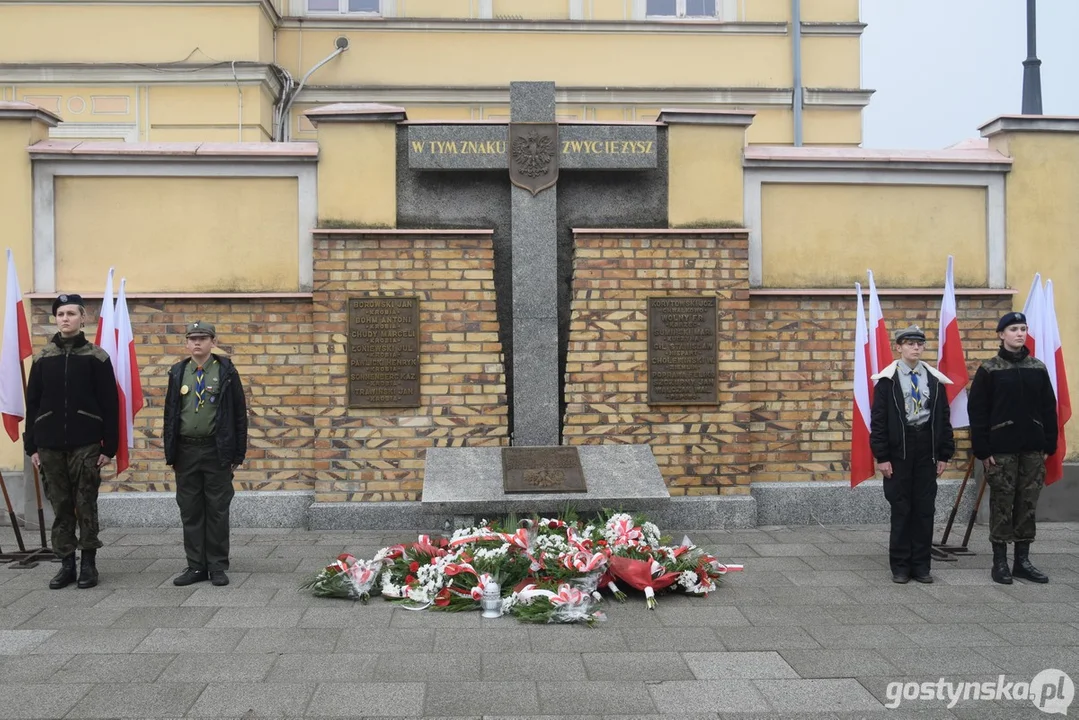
[24,293,119,589]
[968,311,1057,585]
[870,324,955,585]
[163,321,248,587]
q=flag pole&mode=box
[19,359,48,551]
[0,469,26,553]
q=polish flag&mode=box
[1021,273,1045,357]
[113,280,143,474]
[851,282,875,487]
[867,270,891,378]
[0,250,33,442]
[1043,280,1070,485]
[936,256,969,427]
[95,268,117,361]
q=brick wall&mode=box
[563,230,754,495]
[312,230,508,502]
[30,296,316,493]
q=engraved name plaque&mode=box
[647,296,718,405]
[348,295,421,408]
[502,447,587,494]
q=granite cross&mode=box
[408,81,658,446]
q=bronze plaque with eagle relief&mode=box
[501,446,587,493]
[508,122,559,196]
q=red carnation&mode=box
[405,574,415,584]
[408,561,419,572]
[548,521,560,529]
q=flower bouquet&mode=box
[299,553,381,603]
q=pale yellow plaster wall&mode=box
[16,87,136,124]
[801,36,861,89]
[316,123,396,227]
[742,0,788,21]
[276,29,792,88]
[799,0,860,22]
[400,0,472,18]
[55,177,299,292]
[746,108,794,144]
[0,117,50,468]
[493,0,568,19]
[802,108,862,145]
[0,5,263,63]
[667,123,746,227]
[989,129,1079,455]
[761,184,988,287]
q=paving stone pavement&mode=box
[1,521,1078,719]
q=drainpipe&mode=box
[277,36,350,142]
[791,0,804,146]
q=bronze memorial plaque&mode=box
[348,295,421,408]
[508,122,559,196]
[502,447,587,493]
[647,296,718,405]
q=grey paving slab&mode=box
[482,652,587,681]
[581,651,693,681]
[27,628,148,655]
[804,624,918,649]
[205,606,303,628]
[535,681,656,715]
[684,651,799,679]
[337,627,435,653]
[952,708,1063,719]
[983,621,1079,645]
[8,588,112,609]
[649,680,771,713]
[619,625,721,651]
[823,604,928,625]
[715,626,821,651]
[763,529,840,544]
[720,714,840,720]
[434,627,531,652]
[164,652,276,682]
[818,542,888,556]
[757,587,856,606]
[63,682,205,718]
[905,603,1014,624]
[53,652,174,682]
[729,557,812,572]
[740,606,838,627]
[299,604,391,628]
[0,606,39,629]
[932,569,1000,586]
[653,604,751,627]
[224,557,305,573]
[778,649,900,679]
[179,586,276,607]
[755,679,884,712]
[425,681,539,716]
[234,571,307,588]
[917,585,1021,604]
[856,675,999,713]
[90,588,195,607]
[781,570,870,587]
[267,653,377,682]
[893,622,1007,647]
[104,572,184,589]
[234,627,342,654]
[389,607,484,628]
[367,652,464,681]
[749,543,825,557]
[0,682,92,719]
[111,532,184,545]
[839,585,938,604]
[109,606,219,628]
[16,606,129,629]
[528,626,630,652]
[878,647,1004,674]
[971,645,1079,673]
[995,583,1079,602]
[801,555,887,571]
[0,653,70,681]
[187,682,316,717]
[722,570,796,587]
[132,627,246,653]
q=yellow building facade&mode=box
[1,0,868,145]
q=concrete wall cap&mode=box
[657,108,756,126]
[27,140,318,159]
[304,103,407,126]
[744,145,1012,168]
[979,114,1079,137]
[0,101,62,127]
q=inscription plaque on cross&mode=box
[407,82,658,447]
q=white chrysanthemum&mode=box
[534,534,569,554]
[641,522,661,547]
[678,570,698,589]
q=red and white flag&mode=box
[0,250,33,442]
[113,279,144,474]
[851,282,875,487]
[936,256,970,427]
[1021,273,1045,357]
[95,268,117,360]
[867,270,891,378]
[1043,280,1070,485]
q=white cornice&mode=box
[0,64,282,94]
[803,88,874,108]
[277,17,787,35]
[0,0,282,22]
[799,22,865,36]
[297,86,795,107]
[979,115,1079,137]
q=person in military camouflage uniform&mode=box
[24,294,119,589]
[163,321,247,588]
[968,311,1057,585]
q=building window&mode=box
[307,0,380,14]
[646,0,716,18]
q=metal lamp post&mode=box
[1021,0,1043,115]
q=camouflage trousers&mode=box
[985,451,1045,544]
[38,444,104,558]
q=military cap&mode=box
[52,293,85,316]
[184,320,216,338]
[997,311,1027,333]
[894,324,927,344]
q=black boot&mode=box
[991,542,1012,585]
[1012,541,1049,583]
[77,549,99,589]
[49,555,78,590]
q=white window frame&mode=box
[639,0,736,21]
[306,0,381,16]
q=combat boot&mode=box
[1012,541,1048,583]
[991,542,1012,585]
[49,554,78,589]
[77,549,99,589]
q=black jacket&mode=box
[24,332,119,457]
[968,345,1057,460]
[870,360,955,464]
[163,354,248,467]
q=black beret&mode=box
[997,312,1027,333]
[52,293,85,316]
